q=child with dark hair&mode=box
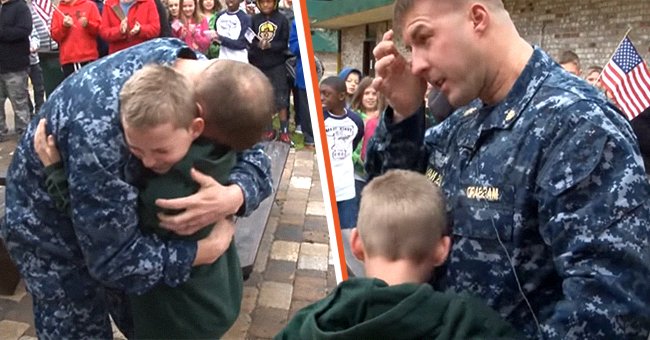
[213,0,250,62]
[338,67,362,106]
[249,0,292,144]
[320,76,364,232]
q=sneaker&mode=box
[279,132,293,145]
[295,125,303,134]
[262,130,277,141]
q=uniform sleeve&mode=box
[0,4,32,42]
[536,106,650,338]
[66,119,195,294]
[228,143,272,216]
[136,0,161,39]
[364,106,429,180]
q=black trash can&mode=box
[38,50,65,97]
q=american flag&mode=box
[33,0,53,27]
[601,36,650,120]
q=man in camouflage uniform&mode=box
[1,38,273,338]
[367,0,650,338]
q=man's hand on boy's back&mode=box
[156,168,244,235]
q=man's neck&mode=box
[363,257,431,286]
[480,36,534,105]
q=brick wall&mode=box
[504,0,650,70]
[330,0,650,77]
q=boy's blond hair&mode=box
[357,170,448,263]
[120,64,198,130]
[120,61,273,150]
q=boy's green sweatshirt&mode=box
[275,277,521,340]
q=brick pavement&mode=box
[0,147,337,340]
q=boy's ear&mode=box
[431,236,451,267]
[338,91,347,102]
[190,117,205,138]
[349,228,365,262]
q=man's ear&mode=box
[468,2,489,33]
[431,236,451,267]
[350,228,365,262]
[338,91,347,102]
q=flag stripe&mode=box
[630,67,650,107]
[601,36,650,120]
[33,0,52,27]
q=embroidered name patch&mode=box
[465,186,500,201]
[425,168,443,186]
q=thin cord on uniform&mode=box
[489,213,543,338]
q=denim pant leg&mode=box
[29,63,46,116]
[1,70,31,132]
[296,89,313,144]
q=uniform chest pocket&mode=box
[451,184,515,242]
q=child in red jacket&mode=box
[99,0,160,54]
[50,0,101,77]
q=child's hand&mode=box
[120,18,128,34]
[34,119,61,167]
[258,38,270,50]
[63,15,73,28]
[129,21,140,36]
[79,16,88,27]
[245,3,256,15]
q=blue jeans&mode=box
[0,69,31,133]
[337,196,359,229]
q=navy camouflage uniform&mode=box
[366,47,650,339]
[0,38,272,339]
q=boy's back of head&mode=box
[196,60,274,150]
[357,170,448,264]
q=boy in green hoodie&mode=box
[34,61,273,339]
[276,169,520,340]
